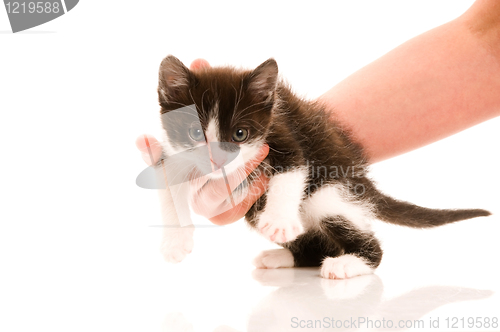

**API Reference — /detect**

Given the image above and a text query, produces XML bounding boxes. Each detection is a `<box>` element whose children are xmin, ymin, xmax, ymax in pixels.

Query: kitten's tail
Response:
<box><xmin>373</xmin><ymin>193</ymin><xmax>491</xmax><ymax>228</ymax></box>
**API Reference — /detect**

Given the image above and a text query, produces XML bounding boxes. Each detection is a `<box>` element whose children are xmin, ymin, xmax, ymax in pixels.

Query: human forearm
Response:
<box><xmin>319</xmin><ymin>0</ymin><xmax>500</xmax><ymax>163</ymax></box>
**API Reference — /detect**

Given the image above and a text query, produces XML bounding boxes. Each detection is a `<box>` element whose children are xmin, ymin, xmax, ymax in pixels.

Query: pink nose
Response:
<box><xmin>210</xmin><ymin>156</ymin><xmax>227</xmax><ymax>169</ymax></box>
<box><xmin>208</xmin><ymin>143</ymin><xmax>228</xmax><ymax>170</ymax></box>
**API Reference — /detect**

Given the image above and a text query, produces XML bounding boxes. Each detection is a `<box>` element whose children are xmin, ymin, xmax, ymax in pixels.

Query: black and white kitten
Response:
<box><xmin>156</xmin><ymin>55</ymin><xmax>490</xmax><ymax>279</ymax></box>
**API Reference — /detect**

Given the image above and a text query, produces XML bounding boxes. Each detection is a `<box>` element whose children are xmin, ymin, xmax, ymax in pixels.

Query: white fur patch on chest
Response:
<box><xmin>301</xmin><ymin>184</ymin><xmax>374</xmax><ymax>232</ymax></box>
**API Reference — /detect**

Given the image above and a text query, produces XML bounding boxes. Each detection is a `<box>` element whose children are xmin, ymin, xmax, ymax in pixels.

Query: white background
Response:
<box><xmin>1</xmin><ymin>1</ymin><xmax>499</xmax><ymax>331</ymax></box>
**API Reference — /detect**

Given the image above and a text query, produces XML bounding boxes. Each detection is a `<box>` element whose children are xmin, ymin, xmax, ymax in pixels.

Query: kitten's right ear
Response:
<box><xmin>158</xmin><ymin>55</ymin><xmax>194</xmax><ymax>104</ymax></box>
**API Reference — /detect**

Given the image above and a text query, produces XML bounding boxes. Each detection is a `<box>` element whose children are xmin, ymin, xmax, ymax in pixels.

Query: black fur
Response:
<box><xmin>158</xmin><ymin>55</ymin><xmax>491</xmax><ymax>272</ymax></box>
<box><xmin>283</xmin><ymin>217</ymin><xmax>383</xmax><ymax>268</ymax></box>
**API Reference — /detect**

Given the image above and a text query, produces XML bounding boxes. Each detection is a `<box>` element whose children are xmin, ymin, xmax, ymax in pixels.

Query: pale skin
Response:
<box><xmin>137</xmin><ymin>0</ymin><xmax>500</xmax><ymax>224</ymax></box>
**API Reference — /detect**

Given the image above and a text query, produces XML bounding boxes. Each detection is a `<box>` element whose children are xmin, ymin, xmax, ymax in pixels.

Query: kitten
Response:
<box><xmin>155</xmin><ymin>55</ymin><xmax>491</xmax><ymax>279</ymax></box>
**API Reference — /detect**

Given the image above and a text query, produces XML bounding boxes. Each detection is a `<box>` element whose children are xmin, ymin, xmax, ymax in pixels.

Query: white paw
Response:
<box><xmin>253</xmin><ymin>248</ymin><xmax>295</xmax><ymax>269</ymax></box>
<box><xmin>320</xmin><ymin>254</ymin><xmax>373</xmax><ymax>279</ymax></box>
<box><xmin>257</xmin><ymin>212</ymin><xmax>304</xmax><ymax>243</ymax></box>
<box><xmin>161</xmin><ymin>227</ymin><xmax>194</xmax><ymax>263</ymax></box>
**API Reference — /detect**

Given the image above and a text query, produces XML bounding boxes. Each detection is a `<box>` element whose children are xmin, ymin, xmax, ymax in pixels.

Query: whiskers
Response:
<box><xmin>159</xmin><ymin>158</ymin><xmax>197</xmax><ymax>188</ymax></box>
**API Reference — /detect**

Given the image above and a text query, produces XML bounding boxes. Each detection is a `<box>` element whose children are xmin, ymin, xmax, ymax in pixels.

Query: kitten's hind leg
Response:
<box><xmin>253</xmin><ymin>248</ymin><xmax>295</xmax><ymax>269</ymax></box>
<box><xmin>320</xmin><ymin>216</ymin><xmax>383</xmax><ymax>279</ymax></box>
<box><xmin>284</xmin><ymin>231</ymin><xmax>344</xmax><ymax>268</ymax></box>
<box><xmin>321</xmin><ymin>255</ymin><xmax>374</xmax><ymax>280</ymax></box>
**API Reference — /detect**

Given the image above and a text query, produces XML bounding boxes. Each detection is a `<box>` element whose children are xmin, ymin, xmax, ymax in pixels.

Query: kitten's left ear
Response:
<box><xmin>158</xmin><ymin>55</ymin><xmax>194</xmax><ymax>105</ymax></box>
<box><xmin>246</xmin><ymin>58</ymin><xmax>278</xmax><ymax>102</ymax></box>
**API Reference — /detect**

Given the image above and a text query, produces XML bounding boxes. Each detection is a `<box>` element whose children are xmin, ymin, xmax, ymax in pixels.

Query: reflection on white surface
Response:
<box><xmin>163</xmin><ymin>267</ymin><xmax>493</xmax><ymax>332</ymax></box>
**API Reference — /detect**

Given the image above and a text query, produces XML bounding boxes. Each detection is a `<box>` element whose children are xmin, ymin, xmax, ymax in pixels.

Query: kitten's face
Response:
<box><xmin>158</xmin><ymin>56</ymin><xmax>278</xmax><ymax>180</ymax></box>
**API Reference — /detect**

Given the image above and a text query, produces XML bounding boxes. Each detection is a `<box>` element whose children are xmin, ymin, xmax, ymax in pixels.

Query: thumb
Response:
<box><xmin>136</xmin><ymin>134</ymin><xmax>162</xmax><ymax>165</ymax></box>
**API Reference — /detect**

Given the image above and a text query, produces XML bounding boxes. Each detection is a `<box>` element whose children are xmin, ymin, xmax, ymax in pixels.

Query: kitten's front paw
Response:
<box><xmin>257</xmin><ymin>212</ymin><xmax>304</xmax><ymax>243</ymax></box>
<box><xmin>161</xmin><ymin>228</ymin><xmax>194</xmax><ymax>263</ymax></box>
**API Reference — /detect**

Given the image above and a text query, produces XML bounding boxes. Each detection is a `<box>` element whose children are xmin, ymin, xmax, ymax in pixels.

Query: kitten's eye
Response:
<box><xmin>188</xmin><ymin>126</ymin><xmax>205</xmax><ymax>142</ymax></box>
<box><xmin>232</xmin><ymin>128</ymin><xmax>249</xmax><ymax>143</ymax></box>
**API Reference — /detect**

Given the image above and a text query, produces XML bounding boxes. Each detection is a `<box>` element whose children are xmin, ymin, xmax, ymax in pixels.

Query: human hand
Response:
<box><xmin>136</xmin><ymin>59</ymin><xmax>270</xmax><ymax>225</ymax></box>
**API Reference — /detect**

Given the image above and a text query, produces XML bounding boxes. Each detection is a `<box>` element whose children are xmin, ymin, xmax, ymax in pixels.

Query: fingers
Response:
<box><xmin>191</xmin><ymin>144</ymin><xmax>270</xmax><ymax>202</ymax></box>
<box><xmin>190</xmin><ymin>58</ymin><xmax>210</xmax><ymax>70</ymax></box>
<box><xmin>189</xmin><ymin>144</ymin><xmax>270</xmax><ymax>221</ymax></box>
<box><xmin>209</xmin><ymin>171</ymin><xmax>270</xmax><ymax>225</ymax></box>
<box><xmin>136</xmin><ymin>134</ymin><xmax>162</xmax><ymax>165</ymax></box>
